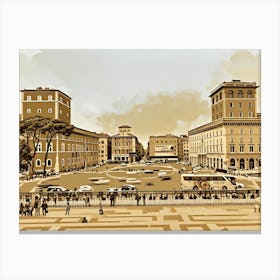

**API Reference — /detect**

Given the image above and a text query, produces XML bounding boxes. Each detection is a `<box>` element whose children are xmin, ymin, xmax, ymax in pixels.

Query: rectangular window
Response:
<box><xmin>230</xmin><ymin>102</ymin><xmax>233</xmax><ymax>108</ymax></box>
<box><xmin>26</xmin><ymin>108</ymin><xmax>31</xmax><ymax>113</ymax></box>
<box><xmin>240</xmin><ymin>145</ymin><xmax>244</xmax><ymax>152</ymax></box>
<box><xmin>230</xmin><ymin>129</ymin><xmax>234</xmax><ymax>135</ymax></box>
<box><xmin>249</xmin><ymin>129</ymin><xmax>253</xmax><ymax>134</ymax></box>
<box><xmin>239</xmin><ymin>112</ymin><xmax>243</xmax><ymax>117</ymax></box>
<box><xmin>230</xmin><ymin>145</ymin><xmax>235</xmax><ymax>153</ymax></box>
<box><xmin>46</xmin><ymin>143</ymin><xmax>53</xmax><ymax>152</ymax></box>
<box><xmin>37</xmin><ymin>108</ymin><xmax>41</xmax><ymax>113</ymax></box>
<box><xmin>249</xmin><ymin>146</ymin><xmax>254</xmax><ymax>152</ymax></box>
<box><xmin>26</xmin><ymin>96</ymin><xmax>31</xmax><ymax>101</ymax></box>
<box><xmin>240</xmin><ymin>137</ymin><xmax>243</xmax><ymax>143</ymax></box>
<box><xmin>230</xmin><ymin>112</ymin><xmax>234</xmax><ymax>117</ymax></box>
<box><xmin>249</xmin><ymin>138</ymin><xmax>253</xmax><ymax>143</ymax></box>
<box><xmin>37</xmin><ymin>95</ymin><xmax>42</xmax><ymax>101</ymax></box>
<box><xmin>259</xmin><ymin>145</ymin><xmax>261</xmax><ymax>153</ymax></box>
<box><xmin>240</xmin><ymin>129</ymin><xmax>243</xmax><ymax>135</ymax></box>
<box><xmin>230</xmin><ymin>137</ymin><xmax>234</xmax><ymax>143</ymax></box>
<box><xmin>249</xmin><ymin>103</ymin><xmax>252</xmax><ymax>108</ymax></box>
<box><xmin>48</xmin><ymin>108</ymin><xmax>52</xmax><ymax>113</ymax></box>
<box><xmin>239</xmin><ymin>102</ymin><xmax>243</xmax><ymax>108</ymax></box>
<box><xmin>48</xmin><ymin>95</ymin><xmax>53</xmax><ymax>101</ymax></box>
<box><xmin>37</xmin><ymin>143</ymin><xmax>42</xmax><ymax>152</ymax></box>
<box><xmin>248</xmin><ymin>112</ymin><xmax>253</xmax><ymax>117</ymax></box>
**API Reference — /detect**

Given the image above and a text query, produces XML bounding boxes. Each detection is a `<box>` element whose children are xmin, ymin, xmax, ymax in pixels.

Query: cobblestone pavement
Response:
<box><xmin>19</xmin><ymin>205</ymin><xmax>261</xmax><ymax>232</ymax></box>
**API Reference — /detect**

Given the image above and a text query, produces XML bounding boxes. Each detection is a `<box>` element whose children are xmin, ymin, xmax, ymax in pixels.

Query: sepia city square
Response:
<box><xmin>19</xmin><ymin>49</ymin><xmax>261</xmax><ymax>232</ymax></box>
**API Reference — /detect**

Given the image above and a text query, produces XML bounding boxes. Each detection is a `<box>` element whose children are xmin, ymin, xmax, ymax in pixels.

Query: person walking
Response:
<box><xmin>41</xmin><ymin>200</ymin><xmax>48</xmax><ymax>216</ymax></box>
<box><xmin>142</xmin><ymin>194</ymin><xmax>146</xmax><ymax>206</ymax></box>
<box><xmin>19</xmin><ymin>202</ymin><xmax>24</xmax><ymax>216</ymax></box>
<box><xmin>65</xmin><ymin>202</ymin><xmax>71</xmax><ymax>215</ymax></box>
<box><xmin>34</xmin><ymin>199</ymin><xmax>40</xmax><ymax>216</ymax></box>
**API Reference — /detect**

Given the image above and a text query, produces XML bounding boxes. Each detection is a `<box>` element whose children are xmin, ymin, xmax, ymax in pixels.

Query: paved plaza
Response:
<box><xmin>19</xmin><ymin>205</ymin><xmax>261</xmax><ymax>232</ymax></box>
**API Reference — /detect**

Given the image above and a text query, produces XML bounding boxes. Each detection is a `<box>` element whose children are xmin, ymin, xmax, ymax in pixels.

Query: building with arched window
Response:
<box><xmin>188</xmin><ymin>80</ymin><xmax>261</xmax><ymax>171</ymax></box>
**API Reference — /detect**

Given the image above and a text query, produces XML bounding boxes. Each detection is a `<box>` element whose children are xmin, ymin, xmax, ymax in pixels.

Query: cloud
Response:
<box><xmin>207</xmin><ymin>50</ymin><xmax>261</xmax><ymax>92</ymax></box>
<box><xmin>97</xmin><ymin>90</ymin><xmax>210</xmax><ymax>147</ymax></box>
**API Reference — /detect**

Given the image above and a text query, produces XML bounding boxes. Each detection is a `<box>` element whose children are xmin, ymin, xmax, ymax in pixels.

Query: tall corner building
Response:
<box><xmin>188</xmin><ymin>80</ymin><xmax>261</xmax><ymax>170</ymax></box>
<box><xmin>20</xmin><ymin>87</ymin><xmax>99</xmax><ymax>173</ymax></box>
<box><xmin>20</xmin><ymin>87</ymin><xmax>71</xmax><ymax>124</ymax></box>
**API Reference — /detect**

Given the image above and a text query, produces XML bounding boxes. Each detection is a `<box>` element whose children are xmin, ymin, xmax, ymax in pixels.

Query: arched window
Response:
<box><xmin>249</xmin><ymin>158</ymin><xmax>254</xmax><ymax>169</ymax></box>
<box><xmin>247</xmin><ymin>90</ymin><xmax>252</xmax><ymax>98</ymax></box>
<box><xmin>61</xmin><ymin>143</ymin><xmax>65</xmax><ymax>152</ymax></box>
<box><xmin>238</xmin><ymin>90</ymin><xmax>243</xmax><ymax>98</ymax></box>
<box><xmin>230</xmin><ymin>158</ymin><xmax>235</xmax><ymax>166</ymax></box>
<box><xmin>36</xmin><ymin>159</ymin><xmax>41</xmax><ymax>167</ymax></box>
<box><xmin>240</xmin><ymin>158</ymin><xmax>245</xmax><ymax>169</ymax></box>
<box><xmin>47</xmin><ymin>159</ymin><xmax>52</xmax><ymax>167</ymax></box>
<box><xmin>228</xmin><ymin>90</ymin><xmax>233</xmax><ymax>98</ymax></box>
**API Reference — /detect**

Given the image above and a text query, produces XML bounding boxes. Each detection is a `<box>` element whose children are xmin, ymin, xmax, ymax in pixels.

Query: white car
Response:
<box><xmin>77</xmin><ymin>185</ymin><xmax>93</xmax><ymax>192</ymax></box>
<box><xmin>126</xmin><ymin>178</ymin><xmax>141</xmax><ymax>184</ymax></box>
<box><xmin>94</xmin><ymin>179</ymin><xmax>110</xmax><ymax>185</ymax></box>
<box><xmin>47</xmin><ymin>186</ymin><xmax>68</xmax><ymax>192</ymax></box>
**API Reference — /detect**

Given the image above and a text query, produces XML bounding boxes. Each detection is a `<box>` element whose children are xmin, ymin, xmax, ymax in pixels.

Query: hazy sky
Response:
<box><xmin>20</xmin><ymin>49</ymin><xmax>261</xmax><ymax>147</ymax></box>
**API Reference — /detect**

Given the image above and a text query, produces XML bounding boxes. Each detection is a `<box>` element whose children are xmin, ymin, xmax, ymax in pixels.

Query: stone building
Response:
<box><xmin>111</xmin><ymin>125</ymin><xmax>144</xmax><ymax>163</ymax></box>
<box><xmin>188</xmin><ymin>80</ymin><xmax>261</xmax><ymax>170</ymax></box>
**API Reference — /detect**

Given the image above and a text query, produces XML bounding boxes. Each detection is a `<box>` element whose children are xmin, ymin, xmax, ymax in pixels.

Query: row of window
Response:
<box><xmin>228</xmin><ymin>112</ymin><xmax>254</xmax><ymax>118</ymax></box>
<box><xmin>25</xmin><ymin>95</ymin><xmax>70</xmax><ymax>105</ymax></box>
<box><xmin>212</xmin><ymin>90</ymin><xmax>253</xmax><ymax>104</ymax></box>
<box><xmin>36</xmin><ymin>156</ymin><xmax>95</xmax><ymax>167</ymax></box>
<box><xmin>229</xmin><ymin>145</ymin><xmax>261</xmax><ymax>153</ymax></box>
<box><xmin>36</xmin><ymin>143</ymin><xmax>96</xmax><ymax>152</ymax></box>
<box><xmin>26</xmin><ymin>108</ymin><xmax>68</xmax><ymax>116</ymax></box>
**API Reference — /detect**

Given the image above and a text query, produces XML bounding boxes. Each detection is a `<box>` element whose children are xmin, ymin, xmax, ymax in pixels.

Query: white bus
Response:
<box><xmin>180</xmin><ymin>174</ymin><xmax>240</xmax><ymax>190</ymax></box>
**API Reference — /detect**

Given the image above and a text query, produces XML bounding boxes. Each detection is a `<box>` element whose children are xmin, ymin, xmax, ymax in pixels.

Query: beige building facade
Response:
<box><xmin>188</xmin><ymin>80</ymin><xmax>261</xmax><ymax>171</ymax></box>
<box><xmin>20</xmin><ymin>87</ymin><xmax>100</xmax><ymax>174</ymax></box>
<box><xmin>97</xmin><ymin>134</ymin><xmax>111</xmax><ymax>164</ymax></box>
<box><xmin>111</xmin><ymin>125</ymin><xmax>144</xmax><ymax>163</ymax></box>
<box><xmin>178</xmin><ymin>135</ymin><xmax>189</xmax><ymax>162</ymax></box>
<box><xmin>148</xmin><ymin>134</ymin><xmax>179</xmax><ymax>162</ymax></box>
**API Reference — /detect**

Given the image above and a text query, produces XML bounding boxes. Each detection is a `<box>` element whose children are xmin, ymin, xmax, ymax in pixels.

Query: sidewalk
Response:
<box><xmin>19</xmin><ymin>205</ymin><xmax>261</xmax><ymax>232</ymax></box>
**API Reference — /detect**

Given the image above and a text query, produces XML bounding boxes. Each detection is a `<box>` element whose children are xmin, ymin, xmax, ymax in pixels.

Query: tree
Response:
<box><xmin>20</xmin><ymin>116</ymin><xmax>49</xmax><ymax>176</ymax></box>
<box><xmin>19</xmin><ymin>139</ymin><xmax>32</xmax><ymax>172</ymax></box>
<box><xmin>41</xmin><ymin>119</ymin><xmax>74</xmax><ymax>176</ymax></box>
<box><xmin>20</xmin><ymin>116</ymin><xmax>75</xmax><ymax>177</ymax></box>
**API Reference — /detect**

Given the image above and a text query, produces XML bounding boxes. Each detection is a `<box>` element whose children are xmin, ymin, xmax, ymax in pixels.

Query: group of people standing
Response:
<box><xmin>19</xmin><ymin>196</ymin><xmax>48</xmax><ymax>216</ymax></box>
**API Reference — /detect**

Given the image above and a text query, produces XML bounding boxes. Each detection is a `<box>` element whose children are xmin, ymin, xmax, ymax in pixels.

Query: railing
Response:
<box><xmin>19</xmin><ymin>189</ymin><xmax>260</xmax><ymax>207</ymax></box>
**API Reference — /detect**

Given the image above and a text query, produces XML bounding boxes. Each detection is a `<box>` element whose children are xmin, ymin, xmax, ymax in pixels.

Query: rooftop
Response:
<box><xmin>20</xmin><ymin>87</ymin><xmax>72</xmax><ymax>100</ymax></box>
<box><xmin>209</xmin><ymin>80</ymin><xmax>258</xmax><ymax>97</ymax></box>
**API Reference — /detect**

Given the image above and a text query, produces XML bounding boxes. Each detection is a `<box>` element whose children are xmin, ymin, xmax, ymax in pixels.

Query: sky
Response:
<box><xmin>19</xmin><ymin>49</ymin><xmax>261</xmax><ymax>148</ymax></box>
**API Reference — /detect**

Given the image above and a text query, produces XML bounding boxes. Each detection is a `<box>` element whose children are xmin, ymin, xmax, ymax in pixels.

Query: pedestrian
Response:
<box><xmin>136</xmin><ymin>194</ymin><xmax>140</xmax><ymax>206</ymax></box>
<box><xmin>41</xmin><ymin>200</ymin><xmax>48</xmax><ymax>216</ymax></box>
<box><xmin>142</xmin><ymin>194</ymin><xmax>146</xmax><ymax>206</ymax></box>
<box><xmin>19</xmin><ymin>202</ymin><xmax>24</xmax><ymax>215</ymax></box>
<box><xmin>110</xmin><ymin>194</ymin><xmax>114</xmax><ymax>206</ymax></box>
<box><xmin>34</xmin><ymin>199</ymin><xmax>40</xmax><ymax>216</ymax></box>
<box><xmin>65</xmin><ymin>202</ymin><xmax>71</xmax><ymax>215</ymax></box>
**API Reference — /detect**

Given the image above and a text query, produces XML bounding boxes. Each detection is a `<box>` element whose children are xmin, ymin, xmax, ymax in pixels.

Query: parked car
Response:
<box><xmin>47</xmin><ymin>186</ymin><xmax>69</xmax><ymax>192</ymax></box>
<box><xmin>94</xmin><ymin>179</ymin><xmax>110</xmax><ymax>185</ymax></box>
<box><xmin>77</xmin><ymin>185</ymin><xmax>93</xmax><ymax>192</ymax></box>
<box><xmin>126</xmin><ymin>178</ymin><xmax>141</xmax><ymax>184</ymax></box>
<box><xmin>119</xmin><ymin>184</ymin><xmax>137</xmax><ymax>192</ymax></box>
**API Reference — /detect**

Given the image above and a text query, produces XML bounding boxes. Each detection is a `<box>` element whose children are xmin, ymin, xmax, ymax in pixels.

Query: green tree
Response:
<box><xmin>41</xmin><ymin>119</ymin><xmax>74</xmax><ymax>177</ymax></box>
